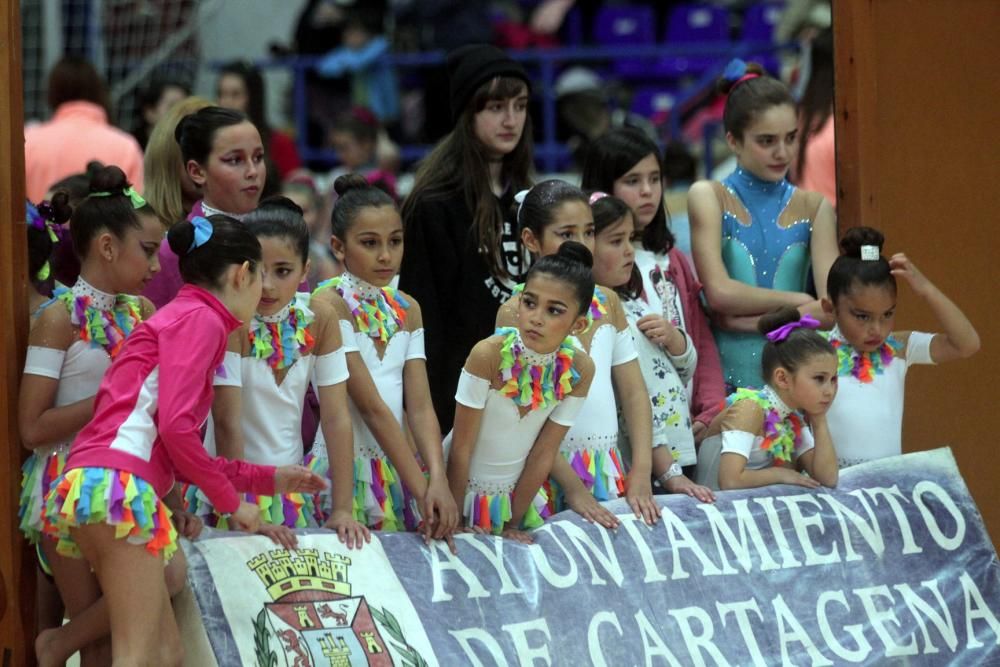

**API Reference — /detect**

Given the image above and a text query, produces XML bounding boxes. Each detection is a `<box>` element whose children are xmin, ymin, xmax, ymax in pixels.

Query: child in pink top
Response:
<box><xmin>43</xmin><ymin>214</ymin><xmax>325</xmax><ymax>666</ymax></box>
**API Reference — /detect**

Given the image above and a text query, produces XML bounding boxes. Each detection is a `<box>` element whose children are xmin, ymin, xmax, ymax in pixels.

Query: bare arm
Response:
<box><xmin>688</xmin><ymin>180</ymin><xmax>813</xmax><ymax>315</ymax></box>
<box><xmin>796</xmin><ymin>415</ymin><xmax>838</xmax><ymax>488</ymax></box>
<box><xmin>718</xmin><ymin>452</ymin><xmax>820</xmax><ymax>490</ymax></box>
<box><xmin>346</xmin><ymin>351</ymin><xmax>428</xmax><ymax>499</ymax></box>
<box><xmin>508</xmin><ymin>420</ymin><xmax>571</xmax><ymax>527</ymax></box>
<box><xmin>446</xmin><ymin>403</ymin><xmax>483</xmax><ymax>518</ymax></box>
<box><xmin>891</xmin><ymin>254</ymin><xmax>980</xmax><ymax>363</ymax></box>
<box><xmin>18</xmin><ymin>306</ymin><xmax>93</xmax><ymax>449</ymax></box>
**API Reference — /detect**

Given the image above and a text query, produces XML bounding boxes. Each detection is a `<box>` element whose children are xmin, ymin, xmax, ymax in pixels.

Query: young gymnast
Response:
<box><xmin>497</xmin><ymin>180</ymin><xmax>661</xmax><ymax>527</ymax></box>
<box><xmin>42</xmin><ymin>214</ymin><xmax>325</xmax><ymax>665</ymax></box>
<box><xmin>822</xmin><ymin>227</ymin><xmax>979</xmax><ymax>466</ymax></box>
<box><xmin>187</xmin><ymin>196</ymin><xmax>367</xmax><ymax>549</ymax></box>
<box><xmin>143</xmin><ymin>105</ymin><xmax>266</xmax><ymax>307</ymax></box>
<box><xmin>700</xmin><ymin>307</ymin><xmax>840</xmax><ymax>490</ymax></box>
<box><xmin>19</xmin><ymin>168</ymin><xmax>161</xmax><ymax>666</ymax></box>
<box><xmin>448</xmin><ymin>242</ymin><xmax>596</xmax><ymax>540</ymax></box>
<box><xmin>688</xmin><ymin>59</ymin><xmax>838</xmax><ymax>390</ymax></box>
<box><xmin>311</xmin><ymin>175</ymin><xmax>459</xmax><ymax>542</ymax></box>
<box><xmin>581</xmin><ymin>127</ymin><xmax>726</xmax><ymax>454</ymax></box>
<box><xmin>588</xmin><ymin>193</ymin><xmax>715</xmax><ymax>503</ymax></box>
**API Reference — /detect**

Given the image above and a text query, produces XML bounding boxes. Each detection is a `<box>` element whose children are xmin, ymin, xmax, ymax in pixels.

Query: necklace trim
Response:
<box><xmin>825</xmin><ymin>328</ymin><xmax>902</xmax><ymax>383</ymax></box>
<box><xmin>53</xmin><ymin>278</ymin><xmax>143</xmax><ymax>358</ymax></box>
<box><xmin>248</xmin><ymin>292</ymin><xmax>315</xmax><ymax>370</ymax></box>
<box><xmin>727</xmin><ymin>386</ymin><xmax>804</xmax><ymax>465</ymax></box>
<box><xmin>496</xmin><ymin>327</ymin><xmax>579</xmax><ymax>411</ymax></box>
<box><xmin>314</xmin><ymin>272</ymin><xmax>408</xmax><ymax>343</ymax></box>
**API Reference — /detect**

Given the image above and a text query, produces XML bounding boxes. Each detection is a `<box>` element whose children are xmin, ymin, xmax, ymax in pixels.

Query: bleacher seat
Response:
<box><xmin>655</xmin><ymin>3</ymin><xmax>732</xmax><ymax>78</ymax></box>
<box><xmin>593</xmin><ymin>6</ymin><xmax>657</xmax><ymax>78</ymax></box>
<box><xmin>631</xmin><ymin>87</ymin><xmax>678</xmax><ymax>127</ymax></box>
<box><xmin>742</xmin><ymin>1</ymin><xmax>785</xmax><ymax>42</ymax></box>
<box><xmin>742</xmin><ymin>1</ymin><xmax>786</xmax><ymax>76</ymax></box>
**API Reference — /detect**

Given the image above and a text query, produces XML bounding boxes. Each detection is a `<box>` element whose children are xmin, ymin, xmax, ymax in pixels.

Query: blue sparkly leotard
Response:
<box><xmin>710</xmin><ymin>167</ymin><xmax>825</xmax><ymax>388</ymax></box>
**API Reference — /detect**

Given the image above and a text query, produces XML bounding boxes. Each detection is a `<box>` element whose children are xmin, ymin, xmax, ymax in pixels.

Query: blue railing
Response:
<box><xmin>245</xmin><ymin>41</ymin><xmax>789</xmax><ymax>173</ymax></box>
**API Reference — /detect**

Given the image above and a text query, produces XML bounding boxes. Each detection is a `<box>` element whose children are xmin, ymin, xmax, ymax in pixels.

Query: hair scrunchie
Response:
<box><xmin>88</xmin><ymin>186</ymin><xmax>147</xmax><ymax>209</ymax></box>
<box><xmin>766</xmin><ymin>314</ymin><xmax>821</xmax><ymax>343</ymax></box>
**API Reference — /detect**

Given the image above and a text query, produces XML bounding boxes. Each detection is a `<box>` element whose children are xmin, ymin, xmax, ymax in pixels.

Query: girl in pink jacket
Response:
<box><xmin>43</xmin><ymin>214</ymin><xmax>325</xmax><ymax>666</ymax></box>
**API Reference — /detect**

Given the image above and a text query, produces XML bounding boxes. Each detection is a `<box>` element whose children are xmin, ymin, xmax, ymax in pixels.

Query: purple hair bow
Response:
<box><xmin>766</xmin><ymin>314</ymin><xmax>821</xmax><ymax>342</ymax></box>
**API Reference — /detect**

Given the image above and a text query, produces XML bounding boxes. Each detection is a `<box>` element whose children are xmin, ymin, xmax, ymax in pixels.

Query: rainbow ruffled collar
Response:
<box><xmin>315</xmin><ymin>272</ymin><xmax>408</xmax><ymax>344</ymax></box>
<box><xmin>53</xmin><ymin>277</ymin><xmax>142</xmax><ymax>358</ymax></box>
<box><xmin>496</xmin><ymin>326</ymin><xmax>579</xmax><ymax>411</ymax></box>
<box><xmin>513</xmin><ymin>284</ymin><xmax>607</xmax><ymax>330</ymax></box>
<box><xmin>825</xmin><ymin>327</ymin><xmax>902</xmax><ymax>383</ymax></box>
<box><xmin>727</xmin><ymin>385</ymin><xmax>804</xmax><ymax>465</ymax></box>
<box><xmin>248</xmin><ymin>292</ymin><xmax>315</xmax><ymax>370</ymax></box>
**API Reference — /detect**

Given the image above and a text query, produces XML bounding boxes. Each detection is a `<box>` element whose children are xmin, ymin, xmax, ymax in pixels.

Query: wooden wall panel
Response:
<box><xmin>1</xmin><ymin>2</ymin><xmax>32</xmax><ymax>666</ymax></box>
<box><xmin>834</xmin><ymin>0</ymin><xmax>1000</xmax><ymax>544</ymax></box>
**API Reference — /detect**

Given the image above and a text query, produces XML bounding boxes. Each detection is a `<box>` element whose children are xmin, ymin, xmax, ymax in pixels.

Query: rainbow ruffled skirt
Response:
<box><xmin>18</xmin><ymin>448</ymin><xmax>68</xmax><ymax>544</ymax></box>
<box><xmin>463</xmin><ymin>486</ymin><xmax>550</xmax><ymax>536</ymax></box>
<box><xmin>45</xmin><ymin>467</ymin><xmax>178</xmax><ymax>562</ymax></box>
<box><xmin>546</xmin><ymin>446</ymin><xmax>626</xmax><ymax>513</ymax></box>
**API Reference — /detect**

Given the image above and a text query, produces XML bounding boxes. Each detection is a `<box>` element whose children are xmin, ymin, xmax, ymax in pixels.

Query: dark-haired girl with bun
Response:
<box><xmin>19</xmin><ymin>167</ymin><xmax>161</xmax><ymax>667</ymax></box>
<box><xmin>581</xmin><ymin>127</ymin><xmax>726</xmax><ymax>454</ymax></box>
<box><xmin>311</xmin><ymin>175</ymin><xmax>459</xmax><ymax>546</ymax></box>
<box><xmin>183</xmin><ymin>196</ymin><xmax>365</xmax><ymax>550</ymax></box>
<box><xmin>400</xmin><ymin>44</ymin><xmax>534</xmax><ymax>433</ymax></box>
<box><xmin>689</xmin><ymin>59</ymin><xmax>838</xmax><ymax>391</ymax></box>
<box><xmin>41</xmin><ymin>212</ymin><xmax>326</xmax><ymax>666</ymax></box>
<box><xmin>822</xmin><ymin>227</ymin><xmax>979</xmax><ymax>467</ymax></box>
<box><xmin>700</xmin><ymin>307</ymin><xmax>840</xmax><ymax>491</ymax></box>
<box><xmin>496</xmin><ymin>180</ymin><xmax>661</xmax><ymax>528</ymax></box>
<box><xmin>143</xmin><ymin>105</ymin><xmax>267</xmax><ymax>308</ymax></box>
<box><xmin>448</xmin><ymin>241</ymin><xmax>595</xmax><ymax>541</ymax></box>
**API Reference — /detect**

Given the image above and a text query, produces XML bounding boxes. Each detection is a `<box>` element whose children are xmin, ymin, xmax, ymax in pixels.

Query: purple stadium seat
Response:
<box><xmin>593</xmin><ymin>6</ymin><xmax>656</xmax><ymax>46</ymax></box>
<box><xmin>666</xmin><ymin>3</ymin><xmax>730</xmax><ymax>42</ymax></box>
<box><xmin>742</xmin><ymin>1</ymin><xmax>785</xmax><ymax>43</ymax></box>
<box><xmin>593</xmin><ymin>6</ymin><xmax>657</xmax><ymax>78</ymax></box>
<box><xmin>655</xmin><ymin>3</ymin><xmax>732</xmax><ymax>78</ymax></box>
<box><xmin>631</xmin><ymin>87</ymin><xmax>679</xmax><ymax>126</ymax></box>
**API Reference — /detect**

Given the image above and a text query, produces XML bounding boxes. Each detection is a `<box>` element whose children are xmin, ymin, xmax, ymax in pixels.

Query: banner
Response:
<box><xmin>183</xmin><ymin>448</ymin><xmax>1000</xmax><ymax>666</ymax></box>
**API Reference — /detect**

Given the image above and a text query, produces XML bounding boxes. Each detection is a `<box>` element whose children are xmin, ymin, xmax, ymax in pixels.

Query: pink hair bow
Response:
<box><xmin>766</xmin><ymin>314</ymin><xmax>821</xmax><ymax>342</ymax></box>
<box><xmin>589</xmin><ymin>191</ymin><xmax>609</xmax><ymax>205</ymax></box>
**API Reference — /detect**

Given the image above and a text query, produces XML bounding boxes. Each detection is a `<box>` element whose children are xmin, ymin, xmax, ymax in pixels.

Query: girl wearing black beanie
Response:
<box><xmin>399</xmin><ymin>44</ymin><xmax>534</xmax><ymax>431</ymax></box>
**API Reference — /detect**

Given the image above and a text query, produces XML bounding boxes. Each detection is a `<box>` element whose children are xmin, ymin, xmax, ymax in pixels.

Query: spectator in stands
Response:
<box><xmin>282</xmin><ymin>172</ymin><xmax>339</xmax><ymax>286</ymax></box>
<box><xmin>315</xmin><ymin>8</ymin><xmax>399</xmax><ymax>126</ymax></box>
<box><xmin>217</xmin><ymin>61</ymin><xmax>301</xmax><ymax>191</ymax></box>
<box><xmin>130</xmin><ymin>74</ymin><xmax>190</xmax><ymax>150</ymax></box>
<box><xmin>25</xmin><ymin>56</ymin><xmax>144</xmax><ymax>202</ymax></box>
<box><xmin>329</xmin><ymin>107</ymin><xmax>400</xmax><ymax>176</ymax></box>
<box><xmin>791</xmin><ymin>28</ymin><xmax>835</xmax><ymax>208</ymax></box>
<box><xmin>399</xmin><ymin>44</ymin><xmax>534</xmax><ymax>431</ymax></box>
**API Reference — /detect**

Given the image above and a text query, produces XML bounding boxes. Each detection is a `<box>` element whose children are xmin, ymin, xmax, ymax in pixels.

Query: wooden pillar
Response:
<box><xmin>1</xmin><ymin>2</ymin><xmax>32</xmax><ymax>666</ymax></box>
<box><xmin>834</xmin><ymin>1</ymin><xmax>1000</xmax><ymax>544</ymax></box>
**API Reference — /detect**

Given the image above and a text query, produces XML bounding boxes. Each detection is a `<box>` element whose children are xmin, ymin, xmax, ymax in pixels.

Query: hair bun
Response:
<box><xmin>839</xmin><ymin>226</ymin><xmax>885</xmax><ymax>259</ymax></box>
<box><xmin>555</xmin><ymin>240</ymin><xmax>593</xmax><ymax>269</ymax></box>
<box><xmin>256</xmin><ymin>194</ymin><xmax>304</xmax><ymax>217</ymax></box>
<box><xmin>757</xmin><ymin>306</ymin><xmax>803</xmax><ymax>337</ymax></box>
<box><xmin>717</xmin><ymin>60</ymin><xmax>766</xmax><ymax>95</ymax></box>
<box><xmin>88</xmin><ymin>165</ymin><xmax>129</xmax><ymax>194</ymax></box>
<box><xmin>47</xmin><ymin>191</ymin><xmax>74</xmax><ymax>224</ymax></box>
<box><xmin>333</xmin><ymin>173</ymin><xmax>371</xmax><ymax>197</ymax></box>
<box><xmin>167</xmin><ymin>219</ymin><xmax>196</xmax><ymax>256</ymax></box>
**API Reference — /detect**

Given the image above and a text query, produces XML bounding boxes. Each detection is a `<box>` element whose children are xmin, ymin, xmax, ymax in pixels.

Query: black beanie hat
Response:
<box><xmin>447</xmin><ymin>44</ymin><xmax>530</xmax><ymax>121</ymax></box>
